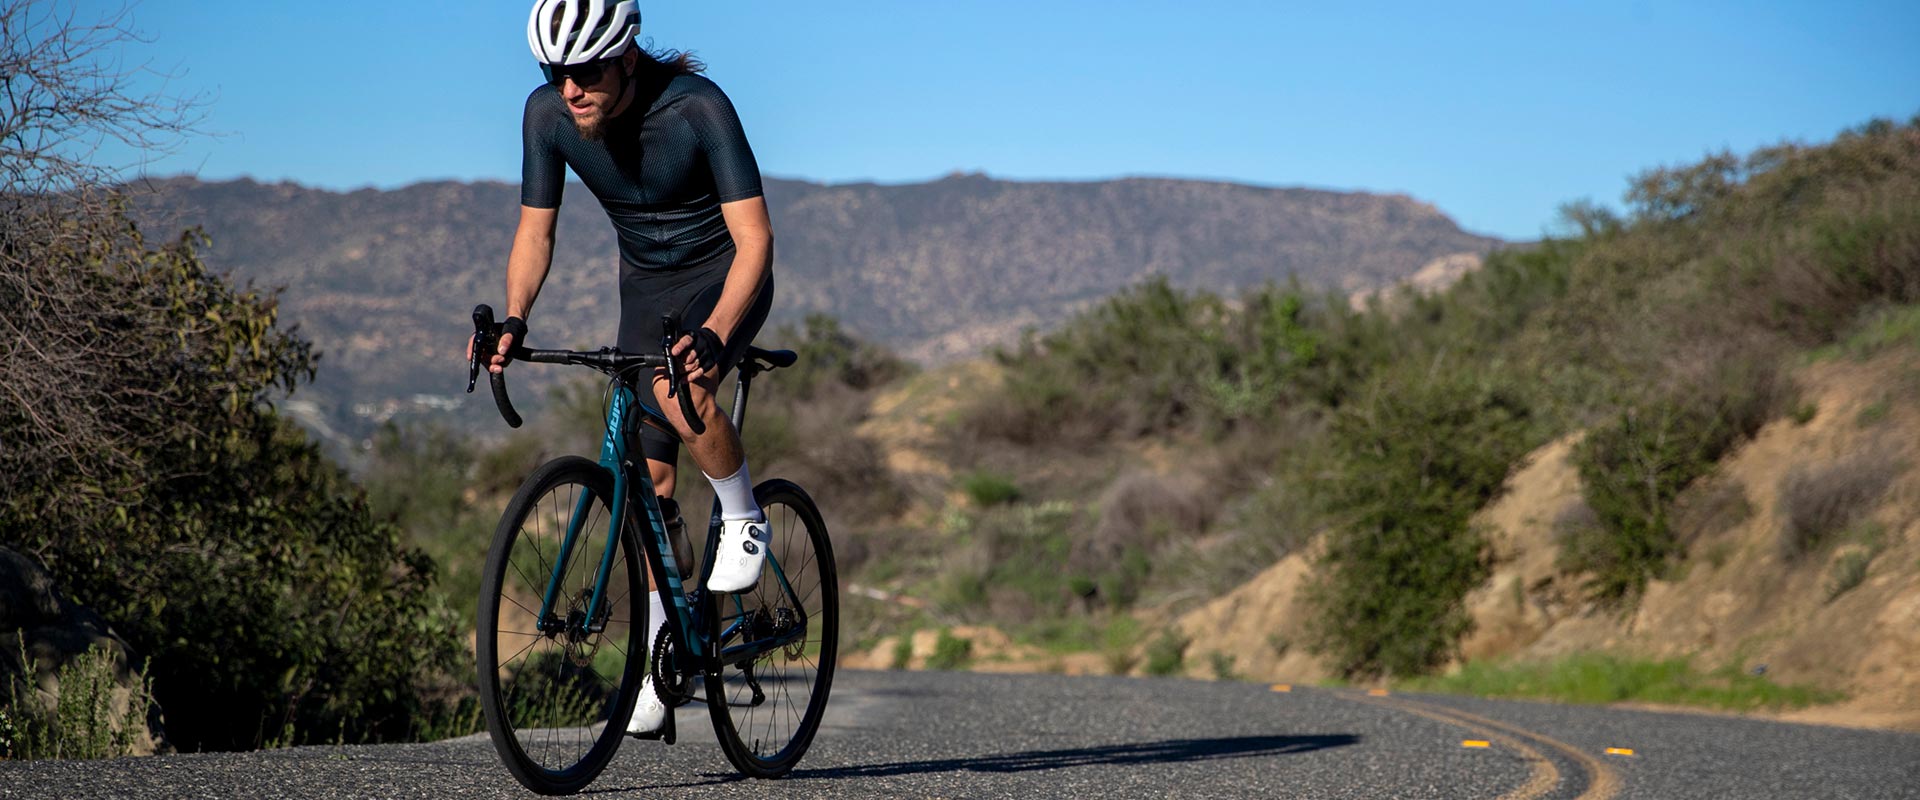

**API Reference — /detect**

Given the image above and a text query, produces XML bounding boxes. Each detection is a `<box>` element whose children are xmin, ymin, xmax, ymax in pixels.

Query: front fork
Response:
<box><xmin>533</xmin><ymin>384</ymin><xmax>702</xmax><ymax>659</ymax></box>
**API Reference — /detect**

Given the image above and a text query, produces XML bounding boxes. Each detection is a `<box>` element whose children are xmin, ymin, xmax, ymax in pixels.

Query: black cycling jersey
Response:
<box><xmin>520</xmin><ymin>65</ymin><xmax>772</xmax><ymax>465</ymax></box>
<box><xmin>520</xmin><ymin>70</ymin><xmax>764</xmax><ymax>274</ymax></box>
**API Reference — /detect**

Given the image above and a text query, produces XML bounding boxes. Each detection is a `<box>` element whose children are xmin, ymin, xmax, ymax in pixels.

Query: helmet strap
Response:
<box><xmin>608</xmin><ymin>53</ymin><xmax>639</xmax><ymax>119</ymax></box>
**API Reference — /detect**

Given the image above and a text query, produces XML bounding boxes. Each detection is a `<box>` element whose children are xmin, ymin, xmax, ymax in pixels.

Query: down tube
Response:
<box><xmin>587</xmin><ymin>385</ymin><xmax>702</xmax><ymax>656</ymax></box>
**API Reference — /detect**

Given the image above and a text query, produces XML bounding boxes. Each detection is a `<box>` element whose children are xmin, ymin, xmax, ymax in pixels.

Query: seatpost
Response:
<box><xmin>729</xmin><ymin>369</ymin><xmax>753</xmax><ymax>432</ymax></box>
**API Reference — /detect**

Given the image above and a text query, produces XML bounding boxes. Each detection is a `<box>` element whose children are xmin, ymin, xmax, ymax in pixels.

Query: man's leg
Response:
<box><xmin>648</xmin><ymin>458</ymin><xmax>675</xmax><ymax>498</ymax></box>
<box><xmin>650</xmin><ymin>372</ymin><xmax>758</xmax><ymax>516</ymax></box>
<box><xmin>651</xmin><ymin>371</ymin><xmax>766</xmax><ymax>592</ymax></box>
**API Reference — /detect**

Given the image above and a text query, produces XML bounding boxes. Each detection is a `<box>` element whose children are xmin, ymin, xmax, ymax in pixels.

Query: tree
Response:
<box><xmin>1</xmin><ymin>0</ymin><xmax>465</xmax><ymax>750</ymax></box>
<box><xmin>2</xmin><ymin>0</ymin><xmax>208</xmax><ymax>497</ymax></box>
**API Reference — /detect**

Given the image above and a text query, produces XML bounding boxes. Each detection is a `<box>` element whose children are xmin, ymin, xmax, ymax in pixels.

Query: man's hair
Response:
<box><xmin>638</xmin><ymin>46</ymin><xmax>704</xmax><ymax>76</ymax></box>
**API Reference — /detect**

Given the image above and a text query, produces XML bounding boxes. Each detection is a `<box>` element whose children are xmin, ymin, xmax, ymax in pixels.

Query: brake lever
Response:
<box><xmin>468</xmin><ymin>304</ymin><xmax>496</xmax><ymax>394</ymax></box>
<box><xmin>660</xmin><ymin>314</ymin><xmax>707</xmax><ymax>436</ymax></box>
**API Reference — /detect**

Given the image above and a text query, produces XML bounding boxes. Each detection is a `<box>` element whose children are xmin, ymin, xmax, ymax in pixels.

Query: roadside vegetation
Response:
<box><xmin>1398</xmin><ymin>654</ymin><xmax>1843</xmax><ymax>711</ymax></box>
<box><xmin>918</xmin><ymin>115</ymin><xmax>1920</xmax><ymax>680</ymax></box>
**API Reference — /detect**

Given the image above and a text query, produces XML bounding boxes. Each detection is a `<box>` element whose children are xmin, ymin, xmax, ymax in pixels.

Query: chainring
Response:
<box><xmin>650</xmin><ymin>624</ymin><xmax>693</xmax><ymax>706</ymax></box>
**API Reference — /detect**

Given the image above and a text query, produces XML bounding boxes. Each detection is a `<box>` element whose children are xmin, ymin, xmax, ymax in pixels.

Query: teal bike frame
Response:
<box><xmin>534</xmin><ymin>384</ymin><xmax>705</xmax><ymax>655</ymax></box>
<box><xmin>530</xmin><ymin>370</ymin><xmax>810</xmax><ymax>673</ymax></box>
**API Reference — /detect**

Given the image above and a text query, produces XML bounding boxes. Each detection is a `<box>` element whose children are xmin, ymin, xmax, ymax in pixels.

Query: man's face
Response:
<box><xmin>555</xmin><ymin>56</ymin><xmax>627</xmax><ymax>141</ymax></box>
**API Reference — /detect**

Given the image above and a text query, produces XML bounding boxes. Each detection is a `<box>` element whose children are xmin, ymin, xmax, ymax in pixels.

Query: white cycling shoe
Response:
<box><xmin>705</xmin><ymin>518</ymin><xmax>770</xmax><ymax>593</ymax></box>
<box><xmin>624</xmin><ymin>676</ymin><xmax>665</xmax><ymax>735</ymax></box>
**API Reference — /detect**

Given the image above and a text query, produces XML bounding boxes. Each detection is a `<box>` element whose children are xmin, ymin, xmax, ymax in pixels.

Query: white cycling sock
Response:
<box><xmin>646</xmin><ymin>591</ymin><xmax>666</xmax><ymax>656</ymax></box>
<box><xmin>705</xmin><ymin>462</ymin><xmax>764</xmax><ymax>522</ymax></box>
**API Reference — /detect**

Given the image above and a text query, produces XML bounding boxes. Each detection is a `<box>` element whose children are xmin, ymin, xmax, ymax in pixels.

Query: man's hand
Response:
<box><xmin>490</xmin><ymin>316</ymin><xmax>528</xmax><ymax>375</ymax></box>
<box><xmin>670</xmin><ymin>327</ymin><xmax>724</xmax><ymax>383</ymax></box>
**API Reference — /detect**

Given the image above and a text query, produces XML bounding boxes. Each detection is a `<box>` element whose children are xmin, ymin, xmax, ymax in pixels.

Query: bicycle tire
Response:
<box><xmin>704</xmin><ymin>479</ymin><xmax>838</xmax><ymax>778</ymax></box>
<box><xmin>477</xmin><ymin>456</ymin><xmax>646</xmax><ymax>795</ymax></box>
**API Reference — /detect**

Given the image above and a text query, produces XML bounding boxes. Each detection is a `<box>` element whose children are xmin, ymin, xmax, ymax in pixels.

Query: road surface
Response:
<box><xmin>3</xmin><ymin>669</ymin><xmax>1916</xmax><ymax>798</ymax></box>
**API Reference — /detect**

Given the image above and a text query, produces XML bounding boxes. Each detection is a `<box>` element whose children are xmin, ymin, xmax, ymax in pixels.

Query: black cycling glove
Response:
<box><xmin>501</xmin><ymin>316</ymin><xmax>528</xmax><ymax>346</ymax></box>
<box><xmin>686</xmin><ymin>327</ymin><xmax>723</xmax><ymax>371</ymax></box>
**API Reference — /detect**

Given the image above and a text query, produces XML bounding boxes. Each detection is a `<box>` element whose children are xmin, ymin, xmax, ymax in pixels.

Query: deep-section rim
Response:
<box><xmin>477</xmin><ymin>456</ymin><xmax>644</xmax><ymax>795</ymax></box>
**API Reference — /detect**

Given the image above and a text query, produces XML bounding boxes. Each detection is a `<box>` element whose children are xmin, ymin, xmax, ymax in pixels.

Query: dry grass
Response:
<box><xmin>1777</xmin><ymin>448</ymin><xmax>1903</xmax><ymax>560</ymax></box>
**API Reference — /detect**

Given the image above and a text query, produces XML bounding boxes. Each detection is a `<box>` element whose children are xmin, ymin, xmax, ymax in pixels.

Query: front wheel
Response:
<box><xmin>706</xmin><ymin>479</ymin><xmax>838</xmax><ymax>778</ymax></box>
<box><xmin>477</xmin><ymin>456</ymin><xmax>645</xmax><ymax>796</ymax></box>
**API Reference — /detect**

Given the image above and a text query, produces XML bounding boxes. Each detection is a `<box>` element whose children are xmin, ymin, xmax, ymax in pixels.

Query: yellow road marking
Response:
<box><xmin>1463</xmin><ymin>740</ymin><xmax>1492</xmax><ymax>748</ymax></box>
<box><xmin>1270</xmin><ymin>684</ymin><xmax>1292</xmax><ymax>692</ymax></box>
<box><xmin>1345</xmin><ymin>693</ymin><xmax>1558</xmax><ymax>800</ymax></box>
<box><xmin>1605</xmin><ymin>748</ymin><xmax>1635</xmax><ymax>757</ymax></box>
<box><xmin>1382</xmin><ymin>694</ymin><xmax>1624</xmax><ymax>800</ymax></box>
<box><xmin>1367</xmin><ymin>688</ymin><xmax>1390</xmax><ymax>696</ymax></box>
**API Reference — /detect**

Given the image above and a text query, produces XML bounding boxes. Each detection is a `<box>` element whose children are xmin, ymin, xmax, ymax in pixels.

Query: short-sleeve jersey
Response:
<box><xmin>520</xmin><ymin>72</ymin><xmax>763</xmax><ymax>273</ymax></box>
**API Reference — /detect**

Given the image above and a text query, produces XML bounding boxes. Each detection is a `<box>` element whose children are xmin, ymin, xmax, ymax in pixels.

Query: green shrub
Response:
<box><xmin>1208</xmin><ymin>652</ymin><xmax>1240</xmax><ymax>681</ymax></box>
<box><xmin>960</xmin><ymin>470</ymin><xmax>1022</xmax><ymax>507</ymax></box>
<box><xmin>1566</xmin><ymin>361</ymin><xmax>1780</xmax><ymax>601</ymax></box>
<box><xmin>1855</xmin><ymin>400</ymin><xmax>1891</xmax><ymax>427</ymax></box>
<box><xmin>1306</xmin><ymin>367</ymin><xmax>1536</xmax><ymax>678</ymax></box>
<box><xmin>925</xmin><ymin>629</ymin><xmax>974</xmax><ymax>671</ymax></box>
<box><xmin>889</xmin><ymin>635</ymin><xmax>914</xmax><ymax>670</ymax></box>
<box><xmin>1143</xmin><ymin>633</ymin><xmax>1189</xmax><ymax>677</ymax></box>
<box><xmin>1099</xmin><ymin>617</ymin><xmax>1144</xmax><ymax>674</ymax></box>
<box><xmin>1816</xmin><ymin>304</ymin><xmax>1920</xmax><ymax>361</ymax></box>
<box><xmin>1825</xmin><ymin>550</ymin><xmax>1873</xmax><ymax>602</ymax></box>
<box><xmin>2</xmin><ymin>644</ymin><xmax>156</xmax><ymax>761</ymax></box>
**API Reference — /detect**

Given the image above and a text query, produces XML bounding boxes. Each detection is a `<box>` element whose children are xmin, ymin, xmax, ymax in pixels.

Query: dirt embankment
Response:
<box><xmin>840</xmin><ymin>346</ymin><xmax>1920</xmax><ymax>731</ymax></box>
<box><xmin>1175</xmin><ymin>350</ymin><xmax>1920</xmax><ymax>730</ymax></box>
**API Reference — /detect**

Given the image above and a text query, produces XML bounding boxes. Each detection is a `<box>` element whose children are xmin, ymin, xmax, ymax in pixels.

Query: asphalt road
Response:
<box><xmin>3</xmin><ymin>669</ymin><xmax>1916</xmax><ymax>799</ymax></box>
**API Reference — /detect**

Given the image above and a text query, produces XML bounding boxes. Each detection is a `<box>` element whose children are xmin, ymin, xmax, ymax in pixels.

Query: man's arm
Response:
<box><xmin>673</xmin><ymin>196</ymin><xmax>772</xmax><ymax>381</ymax></box>
<box><xmin>492</xmin><ymin>204</ymin><xmax>560</xmax><ymax>373</ymax></box>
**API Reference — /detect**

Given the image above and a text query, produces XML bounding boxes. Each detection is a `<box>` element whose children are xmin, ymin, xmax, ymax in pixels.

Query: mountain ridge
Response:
<box><xmin>129</xmin><ymin>173</ymin><xmax>1502</xmax><ymax>450</ymax></box>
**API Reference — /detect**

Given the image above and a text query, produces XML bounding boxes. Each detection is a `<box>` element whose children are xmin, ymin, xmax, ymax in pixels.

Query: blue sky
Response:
<box><xmin>82</xmin><ymin>0</ymin><xmax>1920</xmax><ymax>239</ymax></box>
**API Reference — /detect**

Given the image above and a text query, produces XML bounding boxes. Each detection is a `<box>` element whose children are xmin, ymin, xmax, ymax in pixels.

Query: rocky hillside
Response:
<box><xmin>129</xmin><ymin>175</ymin><xmax>1499</xmax><ymax>449</ymax></box>
<box><xmin>1169</xmin><ymin>345</ymin><xmax>1920</xmax><ymax>731</ymax></box>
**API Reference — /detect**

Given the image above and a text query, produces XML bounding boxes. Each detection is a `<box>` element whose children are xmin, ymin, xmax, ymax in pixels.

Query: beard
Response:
<box><xmin>572</xmin><ymin>68</ymin><xmax>628</xmax><ymax>142</ymax></box>
<box><xmin>574</xmin><ymin>111</ymin><xmax>607</xmax><ymax>142</ymax></box>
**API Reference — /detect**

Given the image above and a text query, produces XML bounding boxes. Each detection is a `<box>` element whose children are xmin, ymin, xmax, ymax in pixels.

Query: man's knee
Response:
<box><xmin>651</xmin><ymin>377</ymin><xmax>712</xmax><ymax>440</ymax></box>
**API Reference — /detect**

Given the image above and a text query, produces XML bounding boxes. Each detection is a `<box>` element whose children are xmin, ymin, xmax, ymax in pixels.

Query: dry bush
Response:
<box><xmin>1551</xmin><ymin>499</ymin><xmax>1617</xmax><ymax>577</ymax></box>
<box><xmin>1071</xmin><ymin>470</ymin><xmax>1212</xmax><ymax>576</ymax></box>
<box><xmin>753</xmin><ymin>379</ymin><xmax>905</xmax><ymax>525</ymax></box>
<box><xmin>1777</xmin><ymin>448</ymin><xmax>1904</xmax><ymax>559</ymax></box>
<box><xmin>1672</xmin><ymin>478</ymin><xmax>1755</xmax><ymax>548</ymax></box>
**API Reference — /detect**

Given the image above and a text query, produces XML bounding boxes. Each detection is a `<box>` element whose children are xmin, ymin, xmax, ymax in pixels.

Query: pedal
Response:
<box><xmin>624</xmin><ymin>709</ymin><xmax>677</xmax><ymax>745</ymax></box>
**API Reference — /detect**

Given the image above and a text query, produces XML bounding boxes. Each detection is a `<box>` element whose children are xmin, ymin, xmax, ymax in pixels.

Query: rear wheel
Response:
<box><xmin>705</xmin><ymin>479</ymin><xmax>838</xmax><ymax>778</ymax></box>
<box><xmin>477</xmin><ymin>456</ymin><xmax>645</xmax><ymax>795</ymax></box>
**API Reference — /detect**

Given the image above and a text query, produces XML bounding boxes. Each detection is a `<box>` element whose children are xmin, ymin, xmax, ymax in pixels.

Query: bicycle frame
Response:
<box><xmin>531</xmin><ymin>366</ymin><xmax>811</xmax><ymax>674</ymax></box>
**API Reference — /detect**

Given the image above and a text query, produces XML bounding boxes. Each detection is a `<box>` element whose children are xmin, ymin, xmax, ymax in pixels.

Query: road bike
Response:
<box><xmin>465</xmin><ymin>305</ymin><xmax>838</xmax><ymax>795</ymax></box>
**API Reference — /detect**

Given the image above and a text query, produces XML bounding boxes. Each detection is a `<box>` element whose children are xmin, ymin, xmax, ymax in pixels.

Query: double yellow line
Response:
<box><xmin>1339</xmin><ymin>691</ymin><xmax>1622</xmax><ymax>800</ymax></box>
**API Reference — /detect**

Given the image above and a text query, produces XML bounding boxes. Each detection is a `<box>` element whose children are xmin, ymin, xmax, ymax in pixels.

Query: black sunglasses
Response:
<box><xmin>541</xmin><ymin>58</ymin><xmax>616</xmax><ymax>88</ymax></box>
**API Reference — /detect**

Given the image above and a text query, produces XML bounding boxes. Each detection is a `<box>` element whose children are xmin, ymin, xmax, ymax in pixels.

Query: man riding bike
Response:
<box><xmin>481</xmin><ymin>0</ymin><xmax>775</xmax><ymax>737</ymax></box>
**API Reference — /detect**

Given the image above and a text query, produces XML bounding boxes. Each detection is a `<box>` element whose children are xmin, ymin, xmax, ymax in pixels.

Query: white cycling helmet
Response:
<box><xmin>527</xmin><ymin>0</ymin><xmax>639</xmax><ymax>66</ymax></box>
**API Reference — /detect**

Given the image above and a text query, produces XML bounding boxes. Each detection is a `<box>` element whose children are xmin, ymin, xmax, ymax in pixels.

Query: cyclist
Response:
<box><xmin>484</xmin><ymin>0</ymin><xmax>774</xmax><ymax>736</ymax></box>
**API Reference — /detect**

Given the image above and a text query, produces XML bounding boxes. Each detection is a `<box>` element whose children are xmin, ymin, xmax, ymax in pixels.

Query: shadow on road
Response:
<box><xmin>788</xmin><ymin>733</ymin><xmax>1362</xmax><ymax>779</ymax></box>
